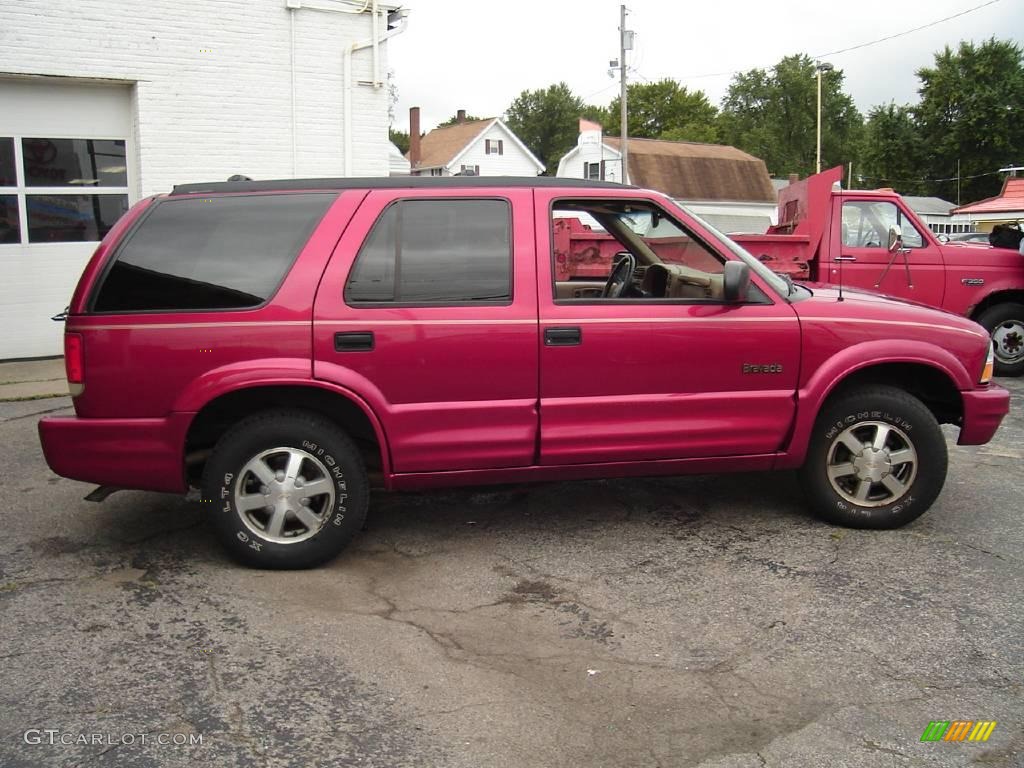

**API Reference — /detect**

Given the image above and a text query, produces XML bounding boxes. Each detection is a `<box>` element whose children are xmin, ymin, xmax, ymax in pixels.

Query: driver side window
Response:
<box><xmin>841</xmin><ymin>201</ymin><xmax>923</xmax><ymax>249</ymax></box>
<box><xmin>551</xmin><ymin>199</ymin><xmax>726</xmax><ymax>302</ymax></box>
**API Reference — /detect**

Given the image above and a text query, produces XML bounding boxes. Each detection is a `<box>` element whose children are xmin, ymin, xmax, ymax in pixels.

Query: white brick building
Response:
<box><xmin>0</xmin><ymin>0</ymin><xmax>406</xmax><ymax>359</ymax></box>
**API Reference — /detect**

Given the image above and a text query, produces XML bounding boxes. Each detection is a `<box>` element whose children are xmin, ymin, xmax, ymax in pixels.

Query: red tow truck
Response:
<box><xmin>729</xmin><ymin>167</ymin><xmax>1024</xmax><ymax>376</ymax></box>
<box><xmin>554</xmin><ymin>167</ymin><xmax>1024</xmax><ymax>375</ymax></box>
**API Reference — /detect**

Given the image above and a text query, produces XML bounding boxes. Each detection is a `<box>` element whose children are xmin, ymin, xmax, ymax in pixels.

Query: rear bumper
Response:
<box><xmin>958</xmin><ymin>385</ymin><xmax>1011</xmax><ymax>445</ymax></box>
<box><xmin>38</xmin><ymin>413</ymin><xmax>194</xmax><ymax>493</ymax></box>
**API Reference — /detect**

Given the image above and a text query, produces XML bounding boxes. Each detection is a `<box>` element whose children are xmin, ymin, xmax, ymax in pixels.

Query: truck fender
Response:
<box><xmin>172</xmin><ymin>357</ymin><xmax>393</xmax><ymax>475</ymax></box>
<box><xmin>777</xmin><ymin>340</ymin><xmax>972</xmax><ymax>469</ymax></box>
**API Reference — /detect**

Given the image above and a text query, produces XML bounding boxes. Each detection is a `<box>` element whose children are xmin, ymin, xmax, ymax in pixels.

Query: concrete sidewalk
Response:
<box><xmin>0</xmin><ymin>357</ymin><xmax>69</xmax><ymax>401</ymax></box>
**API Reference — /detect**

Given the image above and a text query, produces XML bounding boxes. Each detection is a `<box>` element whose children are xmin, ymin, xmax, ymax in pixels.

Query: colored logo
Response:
<box><xmin>920</xmin><ymin>721</ymin><xmax>997</xmax><ymax>742</ymax></box>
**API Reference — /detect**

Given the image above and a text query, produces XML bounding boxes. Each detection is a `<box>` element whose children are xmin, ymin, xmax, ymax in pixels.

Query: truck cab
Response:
<box><xmin>732</xmin><ymin>167</ymin><xmax>1024</xmax><ymax>376</ymax></box>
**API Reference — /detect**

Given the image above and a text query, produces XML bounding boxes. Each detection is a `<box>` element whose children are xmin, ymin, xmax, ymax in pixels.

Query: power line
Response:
<box><xmin>812</xmin><ymin>0</ymin><xmax>1002</xmax><ymax>58</ymax></box>
<box><xmin>580</xmin><ymin>81</ymin><xmax>618</xmax><ymax>101</ymax></box>
<box><xmin>675</xmin><ymin>0</ymin><xmax>1002</xmax><ymax>81</ymax></box>
<box><xmin>858</xmin><ymin>170</ymin><xmax>1003</xmax><ymax>185</ymax></box>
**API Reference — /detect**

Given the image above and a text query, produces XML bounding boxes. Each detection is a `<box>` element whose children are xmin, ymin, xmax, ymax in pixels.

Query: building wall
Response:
<box><xmin>917</xmin><ymin>213</ymin><xmax>978</xmax><ymax>234</ymax></box>
<box><xmin>557</xmin><ymin>137</ymin><xmax>624</xmax><ymax>183</ymax></box>
<box><xmin>0</xmin><ymin>0</ymin><xmax>398</xmax><ymax>358</ymax></box>
<box><xmin>1</xmin><ymin>0</ymin><xmax>394</xmax><ymax>197</ymax></box>
<box><xmin>451</xmin><ymin>124</ymin><xmax>542</xmax><ymax>177</ymax></box>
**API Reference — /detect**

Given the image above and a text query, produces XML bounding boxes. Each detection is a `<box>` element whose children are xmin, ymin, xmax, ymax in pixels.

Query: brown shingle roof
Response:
<box><xmin>410</xmin><ymin>118</ymin><xmax>495</xmax><ymax>170</ymax></box>
<box><xmin>603</xmin><ymin>137</ymin><xmax>775</xmax><ymax>202</ymax></box>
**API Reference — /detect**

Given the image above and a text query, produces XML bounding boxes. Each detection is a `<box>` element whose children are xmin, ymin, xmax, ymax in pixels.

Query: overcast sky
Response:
<box><xmin>388</xmin><ymin>0</ymin><xmax>1023</xmax><ymax>133</ymax></box>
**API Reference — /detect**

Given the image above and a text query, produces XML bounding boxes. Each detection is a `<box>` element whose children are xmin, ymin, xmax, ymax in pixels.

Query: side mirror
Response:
<box><xmin>887</xmin><ymin>224</ymin><xmax>903</xmax><ymax>252</ymax></box>
<box><xmin>937</xmin><ymin>233</ymin><xmax>950</xmax><ymax>244</ymax></box>
<box><xmin>723</xmin><ymin>261</ymin><xmax>751</xmax><ymax>303</ymax></box>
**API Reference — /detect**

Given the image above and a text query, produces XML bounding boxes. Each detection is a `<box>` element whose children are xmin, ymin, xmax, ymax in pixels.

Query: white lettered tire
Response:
<box><xmin>798</xmin><ymin>386</ymin><xmax>948</xmax><ymax>529</ymax></box>
<box><xmin>202</xmin><ymin>410</ymin><xmax>368</xmax><ymax>568</ymax></box>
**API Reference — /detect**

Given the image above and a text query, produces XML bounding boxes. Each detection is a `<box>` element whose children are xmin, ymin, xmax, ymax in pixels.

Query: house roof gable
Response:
<box><xmin>953</xmin><ymin>178</ymin><xmax>1024</xmax><ymax>214</ymax></box>
<box><xmin>448</xmin><ymin>118</ymin><xmax>545</xmax><ymax>172</ymax></box>
<box><xmin>411</xmin><ymin>118</ymin><xmax>544</xmax><ymax>173</ymax></box>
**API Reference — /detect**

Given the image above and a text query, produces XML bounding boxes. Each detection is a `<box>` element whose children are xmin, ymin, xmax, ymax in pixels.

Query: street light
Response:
<box><xmin>815</xmin><ymin>61</ymin><xmax>834</xmax><ymax>174</ymax></box>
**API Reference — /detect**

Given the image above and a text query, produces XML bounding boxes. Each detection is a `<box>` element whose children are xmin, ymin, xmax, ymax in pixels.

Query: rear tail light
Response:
<box><xmin>64</xmin><ymin>332</ymin><xmax>84</xmax><ymax>396</ymax></box>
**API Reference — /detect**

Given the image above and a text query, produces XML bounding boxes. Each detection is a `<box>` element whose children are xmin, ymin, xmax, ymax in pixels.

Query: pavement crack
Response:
<box><xmin>0</xmin><ymin>403</ymin><xmax>72</xmax><ymax>423</ymax></box>
<box><xmin>861</xmin><ymin>738</ymin><xmax>906</xmax><ymax>758</ymax></box>
<box><xmin>959</xmin><ymin>541</ymin><xmax>1011</xmax><ymax>561</ymax></box>
<box><xmin>423</xmin><ymin>699</ymin><xmax>511</xmax><ymax>717</ymax></box>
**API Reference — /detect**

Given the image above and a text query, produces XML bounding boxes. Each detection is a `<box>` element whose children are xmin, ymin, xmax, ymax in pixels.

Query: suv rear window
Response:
<box><xmin>92</xmin><ymin>193</ymin><xmax>335</xmax><ymax>312</ymax></box>
<box><xmin>344</xmin><ymin>199</ymin><xmax>511</xmax><ymax>304</ymax></box>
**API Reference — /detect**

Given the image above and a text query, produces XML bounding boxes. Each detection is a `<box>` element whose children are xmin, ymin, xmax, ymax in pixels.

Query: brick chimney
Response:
<box><xmin>456</xmin><ymin>109</ymin><xmax>466</xmax><ymax>124</ymax></box>
<box><xmin>409</xmin><ymin>106</ymin><xmax>421</xmax><ymax>169</ymax></box>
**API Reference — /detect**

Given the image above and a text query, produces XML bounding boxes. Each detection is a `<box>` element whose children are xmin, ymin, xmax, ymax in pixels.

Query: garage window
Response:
<box><xmin>0</xmin><ymin>136</ymin><xmax>130</xmax><ymax>245</ymax></box>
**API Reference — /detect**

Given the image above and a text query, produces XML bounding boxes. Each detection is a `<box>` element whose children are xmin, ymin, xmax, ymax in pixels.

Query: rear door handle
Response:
<box><xmin>334</xmin><ymin>331</ymin><xmax>374</xmax><ymax>352</ymax></box>
<box><xmin>544</xmin><ymin>327</ymin><xmax>582</xmax><ymax>346</ymax></box>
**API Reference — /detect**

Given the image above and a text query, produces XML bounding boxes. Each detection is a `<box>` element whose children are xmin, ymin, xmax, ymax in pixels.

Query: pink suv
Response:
<box><xmin>39</xmin><ymin>177</ymin><xmax>1010</xmax><ymax>568</ymax></box>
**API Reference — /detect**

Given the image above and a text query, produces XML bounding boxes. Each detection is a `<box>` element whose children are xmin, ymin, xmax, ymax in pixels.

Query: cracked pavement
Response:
<box><xmin>0</xmin><ymin>380</ymin><xmax>1022</xmax><ymax>767</ymax></box>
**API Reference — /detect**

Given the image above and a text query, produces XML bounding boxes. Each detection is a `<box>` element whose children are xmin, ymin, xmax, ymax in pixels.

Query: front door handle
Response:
<box><xmin>835</xmin><ymin>255</ymin><xmax>857</xmax><ymax>262</ymax></box>
<box><xmin>544</xmin><ymin>327</ymin><xmax>582</xmax><ymax>346</ymax></box>
<box><xmin>334</xmin><ymin>331</ymin><xmax>374</xmax><ymax>352</ymax></box>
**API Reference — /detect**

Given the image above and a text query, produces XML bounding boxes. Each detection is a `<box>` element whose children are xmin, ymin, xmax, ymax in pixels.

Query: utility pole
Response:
<box><xmin>619</xmin><ymin>4</ymin><xmax>629</xmax><ymax>185</ymax></box>
<box><xmin>814</xmin><ymin>61</ymin><xmax>833</xmax><ymax>174</ymax></box>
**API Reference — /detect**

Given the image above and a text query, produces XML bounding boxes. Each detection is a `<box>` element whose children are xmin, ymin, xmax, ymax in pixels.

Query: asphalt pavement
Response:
<box><xmin>0</xmin><ymin>380</ymin><xmax>1021</xmax><ymax>767</ymax></box>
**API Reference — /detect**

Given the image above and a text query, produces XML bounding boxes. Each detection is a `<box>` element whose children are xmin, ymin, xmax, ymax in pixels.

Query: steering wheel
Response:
<box><xmin>603</xmin><ymin>252</ymin><xmax>637</xmax><ymax>298</ymax></box>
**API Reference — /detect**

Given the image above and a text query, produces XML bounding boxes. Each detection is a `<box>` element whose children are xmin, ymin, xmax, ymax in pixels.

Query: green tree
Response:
<box><xmin>859</xmin><ymin>104</ymin><xmax>926</xmax><ymax>195</ymax></box>
<box><xmin>505</xmin><ymin>82</ymin><xmax>586</xmax><ymax>174</ymax></box>
<box><xmin>719</xmin><ymin>54</ymin><xmax>863</xmax><ymax>177</ymax></box>
<box><xmin>436</xmin><ymin>112</ymin><xmax>484</xmax><ymax>128</ymax></box>
<box><xmin>389</xmin><ymin>128</ymin><xmax>410</xmax><ymax>155</ymax></box>
<box><xmin>605</xmin><ymin>79</ymin><xmax>719</xmax><ymax>142</ymax></box>
<box><xmin>915</xmin><ymin>38</ymin><xmax>1024</xmax><ymax>203</ymax></box>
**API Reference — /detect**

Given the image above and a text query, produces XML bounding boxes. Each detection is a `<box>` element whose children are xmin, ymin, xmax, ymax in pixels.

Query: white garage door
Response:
<box><xmin>0</xmin><ymin>78</ymin><xmax>134</xmax><ymax>360</ymax></box>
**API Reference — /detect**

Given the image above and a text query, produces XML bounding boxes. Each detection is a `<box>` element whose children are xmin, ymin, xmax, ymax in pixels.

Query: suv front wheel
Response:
<box><xmin>202</xmin><ymin>410</ymin><xmax>368</xmax><ymax>568</ymax></box>
<box><xmin>798</xmin><ymin>386</ymin><xmax>948</xmax><ymax>529</ymax></box>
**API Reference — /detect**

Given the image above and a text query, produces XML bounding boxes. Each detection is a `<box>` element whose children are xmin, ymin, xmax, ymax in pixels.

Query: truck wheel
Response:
<box><xmin>977</xmin><ymin>303</ymin><xmax>1024</xmax><ymax>377</ymax></box>
<box><xmin>201</xmin><ymin>410</ymin><xmax>368</xmax><ymax>569</ymax></box>
<box><xmin>798</xmin><ymin>386</ymin><xmax>947</xmax><ymax>529</ymax></box>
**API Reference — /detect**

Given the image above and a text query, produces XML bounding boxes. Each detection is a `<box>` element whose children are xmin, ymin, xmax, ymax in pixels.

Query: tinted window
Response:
<box><xmin>22</xmin><ymin>138</ymin><xmax>127</xmax><ymax>187</ymax></box>
<box><xmin>93</xmin><ymin>193</ymin><xmax>334</xmax><ymax>312</ymax></box>
<box><xmin>0</xmin><ymin>196</ymin><xmax>19</xmax><ymax>244</ymax></box>
<box><xmin>27</xmin><ymin>194</ymin><xmax>128</xmax><ymax>243</ymax></box>
<box><xmin>345</xmin><ymin>199</ymin><xmax>511</xmax><ymax>303</ymax></box>
<box><xmin>0</xmin><ymin>138</ymin><xmax>15</xmax><ymax>186</ymax></box>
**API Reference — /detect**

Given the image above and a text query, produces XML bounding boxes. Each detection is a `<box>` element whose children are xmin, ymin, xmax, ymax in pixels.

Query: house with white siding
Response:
<box><xmin>0</xmin><ymin>0</ymin><xmax>407</xmax><ymax>360</ymax></box>
<box><xmin>407</xmin><ymin>108</ymin><xmax>544</xmax><ymax>177</ymax></box>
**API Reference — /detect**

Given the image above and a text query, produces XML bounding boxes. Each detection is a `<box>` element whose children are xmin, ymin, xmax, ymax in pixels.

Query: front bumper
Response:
<box><xmin>38</xmin><ymin>413</ymin><xmax>194</xmax><ymax>493</ymax></box>
<box><xmin>958</xmin><ymin>384</ymin><xmax>1011</xmax><ymax>445</ymax></box>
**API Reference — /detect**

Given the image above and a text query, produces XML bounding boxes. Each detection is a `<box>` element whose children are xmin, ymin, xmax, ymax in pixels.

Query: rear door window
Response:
<box><xmin>93</xmin><ymin>193</ymin><xmax>335</xmax><ymax>312</ymax></box>
<box><xmin>344</xmin><ymin>199</ymin><xmax>512</xmax><ymax>304</ymax></box>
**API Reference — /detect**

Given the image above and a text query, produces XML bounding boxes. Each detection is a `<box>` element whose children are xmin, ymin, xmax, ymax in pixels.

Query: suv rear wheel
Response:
<box><xmin>202</xmin><ymin>410</ymin><xmax>368</xmax><ymax>568</ymax></box>
<box><xmin>798</xmin><ymin>386</ymin><xmax>947</xmax><ymax>529</ymax></box>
